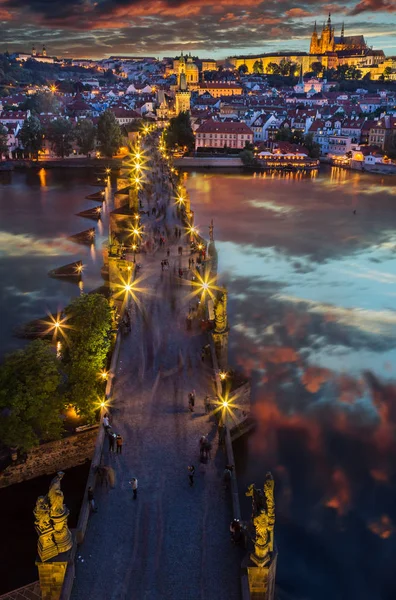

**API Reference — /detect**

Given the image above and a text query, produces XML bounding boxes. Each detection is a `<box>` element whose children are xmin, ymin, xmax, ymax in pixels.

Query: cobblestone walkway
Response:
<box><xmin>71</xmin><ymin>162</ymin><xmax>242</xmax><ymax>600</ymax></box>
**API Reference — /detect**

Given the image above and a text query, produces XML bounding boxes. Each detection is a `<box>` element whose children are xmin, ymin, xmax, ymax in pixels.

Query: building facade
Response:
<box><xmin>195</xmin><ymin>119</ymin><xmax>253</xmax><ymax>150</ymax></box>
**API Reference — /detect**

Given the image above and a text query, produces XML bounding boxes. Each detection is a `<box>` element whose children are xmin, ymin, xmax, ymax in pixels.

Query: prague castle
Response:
<box><xmin>309</xmin><ymin>14</ymin><xmax>367</xmax><ymax>54</ymax></box>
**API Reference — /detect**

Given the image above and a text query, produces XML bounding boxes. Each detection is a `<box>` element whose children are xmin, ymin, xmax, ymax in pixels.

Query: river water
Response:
<box><xmin>0</xmin><ymin>167</ymin><xmax>112</xmax><ymax>358</ymax></box>
<box><xmin>1</xmin><ymin>166</ymin><xmax>396</xmax><ymax>598</ymax></box>
<box><xmin>186</xmin><ymin>167</ymin><xmax>396</xmax><ymax>600</ymax></box>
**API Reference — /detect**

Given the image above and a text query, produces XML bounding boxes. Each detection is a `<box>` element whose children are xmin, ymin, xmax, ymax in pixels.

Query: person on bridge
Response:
<box><xmin>103</xmin><ymin>414</ymin><xmax>110</xmax><ymax>434</ymax></box>
<box><xmin>130</xmin><ymin>477</ymin><xmax>138</xmax><ymax>499</ymax></box>
<box><xmin>108</xmin><ymin>431</ymin><xmax>116</xmax><ymax>453</ymax></box>
<box><xmin>116</xmin><ymin>434</ymin><xmax>123</xmax><ymax>454</ymax></box>
<box><xmin>188</xmin><ymin>465</ymin><xmax>195</xmax><ymax>486</ymax></box>
<box><xmin>88</xmin><ymin>487</ymin><xmax>98</xmax><ymax>513</ymax></box>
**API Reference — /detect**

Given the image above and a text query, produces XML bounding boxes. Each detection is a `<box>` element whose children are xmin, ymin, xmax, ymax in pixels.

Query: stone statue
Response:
<box><xmin>34</xmin><ymin>471</ymin><xmax>73</xmax><ymax>562</ymax></box>
<box><xmin>48</xmin><ymin>471</ymin><xmax>65</xmax><ymax>516</ymax></box>
<box><xmin>246</xmin><ymin>472</ymin><xmax>275</xmax><ymax>567</ymax></box>
<box><xmin>34</xmin><ymin>496</ymin><xmax>52</xmax><ymax>532</ymax></box>
<box><xmin>214</xmin><ymin>290</ymin><xmax>228</xmax><ymax>334</ymax></box>
<box><xmin>209</xmin><ymin>219</ymin><xmax>214</xmax><ymax>242</ymax></box>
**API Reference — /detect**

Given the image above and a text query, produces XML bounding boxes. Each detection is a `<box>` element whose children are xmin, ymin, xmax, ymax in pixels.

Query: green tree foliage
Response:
<box><xmin>240</xmin><ymin>149</ymin><xmax>255</xmax><ymax>166</ymax></box>
<box><xmin>345</xmin><ymin>65</ymin><xmax>362</xmax><ymax>80</ymax></box>
<box><xmin>303</xmin><ymin>133</ymin><xmax>321</xmax><ymax>158</ymax></box>
<box><xmin>383</xmin><ymin>66</ymin><xmax>392</xmax><ymax>80</ymax></box>
<box><xmin>0</xmin><ymin>125</ymin><xmax>8</xmax><ymax>157</ymax></box>
<box><xmin>165</xmin><ymin>111</ymin><xmax>195</xmax><ymax>152</ymax></box>
<box><xmin>238</xmin><ymin>64</ymin><xmax>248</xmax><ymax>75</ymax></box>
<box><xmin>24</xmin><ymin>91</ymin><xmax>60</xmax><ymax>115</ymax></box>
<box><xmin>63</xmin><ymin>294</ymin><xmax>112</xmax><ymax>419</ymax></box>
<box><xmin>46</xmin><ymin>117</ymin><xmax>75</xmax><ymax>158</ymax></box>
<box><xmin>19</xmin><ymin>116</ymin><xmax>43</xmax><ymax>159</ymax></box>
<box><xmin>311</xmin><ymin>62</ymin><xmax>323</xmax><ymax>76</ymax></box>
<box><xmin>97</xmin><ymin>110</ymin><xmax>123</xmax><ymax>157</ymax></box>
<box><xmin>266</xmin><ymin>62</ymin><xmax>280</xmax><ymax>75</ymax></box>
<box><xmin>0</xmin><ymin>340</ymin><xmax>62</xmax><ymax>452</ymax></box>
<box><xmin>75</xmin><ymin>119</ymin><xmax>96</xmax><ymax>156</ymax></box>
<box><xmin>253</xmin><ymin>60</ymin><xmax>264</xmax><ymax>74</ymax></box>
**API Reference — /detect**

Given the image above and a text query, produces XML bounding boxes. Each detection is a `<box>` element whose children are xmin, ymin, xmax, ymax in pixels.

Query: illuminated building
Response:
<box><xmin>195</xmin><ymin>120</ymin><xmax>253</xmax><ymax>150</ymax></box>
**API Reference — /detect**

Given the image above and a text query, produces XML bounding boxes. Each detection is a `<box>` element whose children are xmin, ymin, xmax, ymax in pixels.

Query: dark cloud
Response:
<box><xmin>0</xmin><ymin>0</ymin><xmax>394</xmax><ymax>55</ymax></box>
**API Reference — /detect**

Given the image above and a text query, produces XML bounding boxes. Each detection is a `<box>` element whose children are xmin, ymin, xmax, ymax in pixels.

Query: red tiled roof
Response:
<box><xmin>196</xmin><ymin>119</ymin><xmax>253</xmax><ymax>134</ymax></box>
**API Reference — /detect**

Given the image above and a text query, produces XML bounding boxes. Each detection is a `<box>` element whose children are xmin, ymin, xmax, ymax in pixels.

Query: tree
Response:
<box><xmin>345</xmin><ymin>65</ymin><xmax>362</xmax><ymax>80</ymax></box>
<box><xmin>46</xmin><ymin>117</ymin><xmax>75</xmax><ymax>158</ymax></box>
<box><xmin>240</xmin><ymin>149</ymin><xmax>255</xmax><ymax>166</ymax></box>
<box><xmin>24</xmin><ymin>91</ymin><xmax>60</xmax><ymax>115</ymax></box>
<box><xmin>266</xmin><ymin>62</ymin><xmax>280</xmax><ymax>75</ymax></box>
<box><xmin>0</xmin><ymin>125</ymin><xmax>8</xmax><ymax>158</ymax></box>
<box><xmin>279</xmin><ymin>58</ymin><xmax>293</xmax><ymax>76</ymax></box>
<box><xmin>75</xmin><ymin>119</ymin><xmax>96</xmax><ymax>156</ymax></box>
<box><xmin>19</xmin><ymin>116</ymin><xmax>43</xmax><ymax>159</ymax></box>
<box><xmin>253</xmin><ymin>60</ymin><xmax>264</xmax><ymax>74</ymax></box>
<box><xmin>383</xmin><ymin>66</ymin><xmax>392</xmax><ymax>80</ymax></box>
<box><xmin>0</xmin><ymin>340</ymin><xmax>62</xmax><ymax>452</ymax></box>
<box><xmin>311</xmin><ymin>62</ymin><xmax>323</xmax><ymax>77</ymax></box>
<box><xmin>303</xmin><ymin>133</ymin><xmax>321</xmax><ymax>158</ymax></box>
<box><xmin>97</xmin><ymin>110</ymin><xmax>123</xmax><ymax>157</ymax></box>
<box><xmin>63</xmin><ymin>294</ymin><xmax>112</xmax><ymax>419</ymax></box>
<box><xmin>238</xmin><ymin>64</ymin><xmax>248</xmax><ymax>75</ymax></box>
<box><xmin>165</xmin><ymin>111</ymin><xmax>195</xmax><ymax>152</ymax></box>
<box><xmin>334</xmin><ymin>65</ymin><xmax>348</xmax><ymax>80</ymax></box>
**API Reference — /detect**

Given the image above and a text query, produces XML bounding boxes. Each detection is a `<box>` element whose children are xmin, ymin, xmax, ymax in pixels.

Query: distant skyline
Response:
<box><xmin>0</xmin><ymin>0</ymin><xmax>395</xmax><ymax>59</ymax></box>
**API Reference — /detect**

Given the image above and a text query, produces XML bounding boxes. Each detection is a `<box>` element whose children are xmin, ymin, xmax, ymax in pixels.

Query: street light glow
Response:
<box><xmin>219</xmin><ymin>371</ymin><xmax>227</xmax><ymax>380</ymax></box>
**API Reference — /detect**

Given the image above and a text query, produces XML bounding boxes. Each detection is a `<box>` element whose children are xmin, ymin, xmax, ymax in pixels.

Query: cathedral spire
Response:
<box><xmin>313</xmin><ymin>20</ymin><xmax>317</xmax><ymax>34</ymax></box>
<box><xmin>327</xmin><ymin>12</ymin><xmax>331</xmax><ymax>28</ymax></box>
<box><xmin>341</xmin><ymin>22</ymin><xmax>345</xmax><ymax>39</ymax></box>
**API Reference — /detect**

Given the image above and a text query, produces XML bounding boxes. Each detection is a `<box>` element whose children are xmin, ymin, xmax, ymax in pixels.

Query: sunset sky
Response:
<box><xmin>0</xmin><ymin>0</ymin><xmax>395</xmax><ymax>59</ymax></box>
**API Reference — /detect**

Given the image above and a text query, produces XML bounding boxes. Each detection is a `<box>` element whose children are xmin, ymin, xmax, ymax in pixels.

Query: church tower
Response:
<box><xmin>32</xmin><ymin>45</ymin><xmax>36</xmax><ymax>57</ymax></box>
<box><xmin>309</xmin><ymin>21</ymin><xmax>320</xmax><ymax>54</ymax></box>
<box><xmin>175</xmin><ymin>52</ymin><xmax>191</xmax><ymax>115</ymax></box>
<box><xmin>42</xmin><ymin>45</ymin><xmax>47</xmax><ymax>57</ymax></box>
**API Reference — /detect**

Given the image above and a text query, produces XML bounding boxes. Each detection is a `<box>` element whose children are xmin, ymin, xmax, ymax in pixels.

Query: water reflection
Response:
<box><xmin>0</xmin><ymin>168</ymin><xmax>111</xmax><ymax>357</ymax></box>
<box><xmin>187</xmin><ymin>168</ymin><xmax>396</xmax><ymax>600</ymax></box>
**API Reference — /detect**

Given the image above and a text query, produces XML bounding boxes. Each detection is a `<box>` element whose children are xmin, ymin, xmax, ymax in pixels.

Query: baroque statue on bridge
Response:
<box><xmin>246</xmin><ymin>472</ymin><xmax>275</xmax><ymax>567</ymax></box>
<box><xmin>34</xmin><ymin>471</ymin><xmax>73</xmax><ymax>562</ymax></box>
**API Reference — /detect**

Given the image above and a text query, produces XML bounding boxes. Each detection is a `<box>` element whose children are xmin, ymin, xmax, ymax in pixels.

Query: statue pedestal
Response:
<box><xmin>242</xmin><ymin>550</ymin><xmax>277</xmax><ymax>600</ymax></box>
<box><xmin>213</xmin><ymin>330</ymin><xmax>229</xmax><ymax>370</ymax></box>
<box><xmin>36</xmin><ymin>545</ymin><xmax>73</xmax><ymax>600</ymax></box>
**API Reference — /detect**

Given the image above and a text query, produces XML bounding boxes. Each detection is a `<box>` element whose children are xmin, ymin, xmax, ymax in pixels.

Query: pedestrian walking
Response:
<box><xmin>161</xmin><ymin>260</ymin><xmax>164</xmax><ymax>271</ymax></box>
<box><xmin>130</xmin><ymin>477</ymin><xmax>138</xmax><ymax>499</ymax></box>
<box><xmin>103</xmin><ymin>413</ymin><xmax>110</xmax><ymax>434</ymax></box>
<box><xmin>116</xmin><ymin>434</ymin><xmax>123</xmax><ymax>454</ymax></box>
<box><xmin>218</xmin><ymin>424</ymin><xmax>226</xmax><ymax>446</ymax></box>
<box><xmin>108</xmin><ymin>431</ymin><xmax>116</xmax><ymax>452</ymax></box>
<box><xmin>188</xmin><ymin>465</ymin><xmax>195</xmax><ymax>486</ymax></box>
<box><xmin>179</xmin><ymin>268</ymin><xmax>183</xmax><ymax>278</ymax></box>
<box><xmin>188</xmin><ymin>392</ymin><xmax>195</xmax><ymax>412</ymax></box>
<box><xmin>167</xmin><ymin>248</ymin><xmax>170</xmax><ymax>257</ymax></box>
<box><xmin>204</xmin><ymin>395</ymin><xmax>211</xmax><ymax>414</ymax></box>
<box><xmin>88</xmin><ymin>486</ymin><xmax>97</xmax><ymax>512</ymax></box>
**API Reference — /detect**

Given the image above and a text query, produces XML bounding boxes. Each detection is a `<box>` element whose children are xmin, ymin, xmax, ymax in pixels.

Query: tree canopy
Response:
<box><xmin>46</xmin><ymin>117</ymin><xmax>75</xmax><ymax>158</ymax></box>
<box><xmin>165</xmin><ymin>111</ymin><xmax>195</xmax><ymax>152</ymax></box>
<box><xmin>75</xmin><ymin>118</ymin><xmax>96</xmax><ymax>156</ymax></box>
<box><xmin>19</xmin><ymin>116</ymin><xmax>43</xmax><ymax>159</ymax></box>
<box><xmin>63</xmin><ymin>293</ymin><xmax>112</xmax><ymax>419</ymax></box>
<box><xmin>97</xmin><ymin>109</ymin><xmax>123</xmax><ymax>157</ymax></box>
<box><xmin>0</xmin><ymin>125</ymin><xmax>8</xmax><ymax>157</ymax></box>
<box><xmin>0</xmin><ymin>340</ymin><xmax>62</xmax><ymax>452</ymax></box>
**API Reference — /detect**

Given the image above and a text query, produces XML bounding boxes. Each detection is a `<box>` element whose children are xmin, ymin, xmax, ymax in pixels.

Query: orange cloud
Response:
<box><xmin>285</xmin><ymin>8</ymin><xmax>312</xmax><ymax>17</ymax></box>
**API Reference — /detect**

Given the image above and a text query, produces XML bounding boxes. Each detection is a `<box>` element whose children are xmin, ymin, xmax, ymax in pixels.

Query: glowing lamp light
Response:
<box><xmin>219</xmin><ymin>371</ymin><xmax>227</xmax><ymax>381</ymax></box>
<box><xmin>105</xmin><ymin>168</ymin><xmax>111</xmax><ymax>174</ymax></box>
<box><xmin>202</xmin><ymin>282</ymin><xmax>209</xmax><ymax>290</ymax></box>
<box><xmin>100</xmin><ymin>401</ymin><xmax>107</xmax><ymax>408</ymax></box>
<box><xmin>100</xmin><ymin>370</ymin><xmax>109</xmax><ymax>381</ymax></box>
<box><xmin>54</xmin><ymin>321</ymin><xmax>60</xmax><ymax>329</ymax></box>
<box><xmin>222</xmin><ymin>401</ymin><xmax>229</xmax><ymax>408</ymax></box>
<box><xmin>124</xmin><ymin>283</ymin><xmax>132</xmax><ymax>292</ymax></box>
